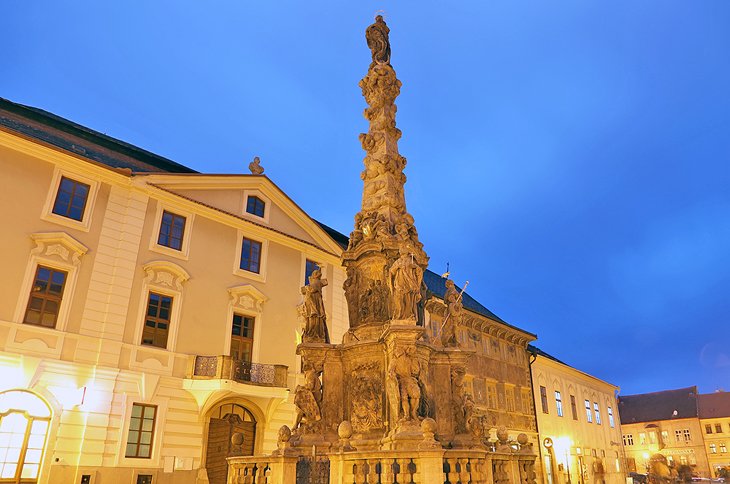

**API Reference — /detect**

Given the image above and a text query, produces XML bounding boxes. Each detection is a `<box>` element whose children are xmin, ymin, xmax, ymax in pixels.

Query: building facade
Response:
<box><xmin>698</xmin><ymin>391</ymin><xmax>730</xmax><ymax>478</ymax></box>
<box><xmin>529</xmin><ymin>346</ymin><xmax>625</xmax><ymax>484</ymax></box>
<box><xmin>0</xmin><ymin>98</ymin><xmax>348</xmax><ymax>484</ymax></box>
<box><xmin>619</xmin><ymin>386</ymin><xmax>711</xmax><ymax>478</ymax></box>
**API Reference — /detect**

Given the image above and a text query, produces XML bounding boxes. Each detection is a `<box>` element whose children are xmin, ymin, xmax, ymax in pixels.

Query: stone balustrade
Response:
<box><xmin>189</xmin><ymin>355</ymin><xmax>288</xmax><ymax>388</ymax></box>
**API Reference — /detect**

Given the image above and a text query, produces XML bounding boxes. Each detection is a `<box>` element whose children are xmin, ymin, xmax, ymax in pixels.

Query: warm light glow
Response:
<box><xmin>642</xmin><ymin>452</ymin><xmax>650</xmax><ymax>460</ymax></box>
<box><xmin>48</xmin><ymin>385</ymin><xmax>86</xmax><ymax>408</ymax></box>
<box><xmin>295</xmin><ymin>330</ymin><xmax>302</xmax><ymax>345</ymax></box>
<box><xmin>544</xmin><ymin>437</ymin><xmax>553</xmax><ymax>448</ymax></box>
<box><xmin>552</xmin><ymin>436</ymin><xmax>572</xmax><ymax>467</ymax></box>
<box><xmin>0</xmin><ymin>390</ymin><xmax>51</xmax><ymax>418</ymax></box>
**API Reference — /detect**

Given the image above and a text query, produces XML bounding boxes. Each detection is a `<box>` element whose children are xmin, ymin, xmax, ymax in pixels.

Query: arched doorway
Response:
<box><xmin>0</xmin><ymin>390</ymin><xmax>51</xmax><ymax>483</ymax></box>
<box><xmin>205</xmin><ymin>403</ymin><xmax>256</xmax><ymax>484</ymax></box>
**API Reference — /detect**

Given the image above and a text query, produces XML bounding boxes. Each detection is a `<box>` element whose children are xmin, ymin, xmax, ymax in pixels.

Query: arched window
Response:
<box><xmin>0</xmin><ymin>390</ymin><xmax>51</xmax><ymax>483</ymax></box>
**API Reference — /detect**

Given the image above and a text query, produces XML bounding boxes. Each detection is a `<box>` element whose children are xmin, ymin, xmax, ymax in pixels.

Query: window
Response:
<box><xmin>540</xmin><ymin>386</ymin><xmax>549</xmax><ymax>414</ymax></box>
<box><xmin>246</xmin><ymin>196</ymin><xmax>265</xmax><ymax>218</ymax></box>
<box><xmin>585</xmin><ymin>399</ymin><xmax>593</xmax><ymax>423</ymax></box>
<box><xmin>487</xmin><ymin>384</ymin><xmax>497</xmax><ymax>409</ymax></box>
<box><xmin>710</xmin><ymin>443</ymin><xmax>717</xmax><ymax>454</ymax></box>
<box><xmin>304</xmin><ymin>259</ymin><xmax>319</xmax><ymax>285</ymax></box>
<box><xmin>230</xmin><ymin>314</ymin><xmax>254</xmax><ymax>363</ymax></box>
<box><xmin>721</xmin><ymin>443</ymin><xmax>727</xmax><ymax>453</ymax></box>
<box><xmin>521</xmin><ymin>389</ymin><xmax>532</xmax><ymax>413</ymax></box>
<box><xmin>661</xmin><ymin>430</ymin><xmax>669</xmax><ymax>444</ymax></box>
<box><xmin>506</xmin><ymin>388</ymin><xmax>515</xmax><ymax>412</ymax></box>
<box><xmin>0</xmin><ymin>390</ymin><xmax>51</xmax><ymax>483</ymax></box>
<box><xmin>608</xmin><ymin>406</ymin><xmax>615</xmax><ymax>427</ymax></box>
<box><xmin>555</xmin><ymin>391</ymin><xmax>563</xmax><ymax>417</ymax></box>
<box><xmin>141</xmin><ymin>293</ymin><xmax>172</xmax><ymax>348</ymax></box>
<box><xmin>136</xmin><ymin>476</ymin><xmax>153</xmax><ymax>484</ymax></box>
<box><xmin>240</xmin><ymin>237</ymin><xmax>262</xmax><ymax>273</ymax></box>
<box><xmin>157</xmin><ymin>211</ymin><xmax>186</xmax><ymax>251</ymax></box>
<box><xmin>125</xmin><ymin>404</ymin><xmax>157</xmax><ymax>458</ymax></box>
<box><xmin>675</xmin><ymin>430</ymin><xmax>682</xmax><ymax>442</ymax></box>
<box><xmin>649</xmin><ymin>432</ymin><xmax>657</xmax><ymax>444</ymax></box>
<box><xmin>594</xmin><ymin>402</ymin><xmax>602</xmax><ymax>425</ymax></box>
<box><xmin>52</xmin><ymin>176</ymin><xmax>90</xmax><ymax>221</ymax></box>
<box><xmin>623</xmin><ymin>434</ymin><xmax>634</xmax><ymax>446</ymax></box>
<box><xmin>570</xmin><ymin>395</ymin><xmax>578</xmax><ymax>420</ymax></box>
<box><xmin>707</xmin><ymin>424</ymin><xmax>713</xmax><ymax>434</ymax></box>
<box><xmin>716</xmin><ymin>423</ymin><xmax>723</xmax><ymax>433</ymax></box>
<box><xmin>683</xmin><ymin>429</ymin><xmax>691</xmax><ymax>442</ymax></box>
<box><xmin>639</xmin><ymin>433</ymin><xmax>646</xmax><ymax>445</ymax></box>
<box><xmin>23</xmin><ymin>266</ymin><xmax>67</xmax><ymax>328</ymax></box>
<box><xmin>679</xmin><ymin>456</ymin><xmax>687</xmax><ymax>466</ymax></box>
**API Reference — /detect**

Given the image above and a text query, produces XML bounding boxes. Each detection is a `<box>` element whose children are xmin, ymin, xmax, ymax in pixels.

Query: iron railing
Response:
<box><xmin>191</xmin><ymin>355</ymin><xmax>288</xmax><ymax>388</ymax></box>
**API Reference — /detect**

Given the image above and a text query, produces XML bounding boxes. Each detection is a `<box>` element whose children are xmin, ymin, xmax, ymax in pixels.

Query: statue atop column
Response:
<box><xmin>389</xmin><ymin>247</ymin><xmax>423</xmax><ymax>321</ymax></box>
<box><xmin>387</xmin><ymin>346</ymin><xmax>422</xmax><ymax>422</ymax></box>
<box><xmin>366</xmin><ymin>15</ymin><xmax>391</xmax><ymax>67</ymax></box>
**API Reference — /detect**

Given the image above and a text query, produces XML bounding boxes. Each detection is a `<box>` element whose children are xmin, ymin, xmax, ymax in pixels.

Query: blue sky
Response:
<box><xmin>4</xmin><ymin>1</ymin><xmax>730</xmax><ymax>395</ymax></box>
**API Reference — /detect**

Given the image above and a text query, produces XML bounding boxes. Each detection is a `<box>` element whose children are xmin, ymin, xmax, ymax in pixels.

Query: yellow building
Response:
<box><xmin>529</xmin><ymin>346</ymin><xmax>625</xmax><ymax>484</ymax></box>
<box><xmin>619</xmin><ymin>386</ymin><xmax>711</xmax><ymax>478</ymax></box>
<box><xmin>0</xmin><ymin>97</ymin><xmax>349</xmax><ymax>483</ymax></box>
<box><xmin>698</xmin><ymin>391</ymin><xmax>730</xmax><ymax>478</ymax></box>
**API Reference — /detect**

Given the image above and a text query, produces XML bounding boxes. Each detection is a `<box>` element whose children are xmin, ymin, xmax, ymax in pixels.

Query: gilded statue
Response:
<box><xmin>293</xmin><ymin>369</ymin><xmax>322</xmax><ymax>431</ymax></box>
<box><xmin>365</xmin><ymin>15</ymin><xmax>391</xmax><ymax>66</ymax></box>
<box><xmin>387</xmin><ymin>346</ymin><xmax>422</xmax><ymax>421</ymax></box>
<box><xmin>301</xmin><ymin>269</ymin><xmax>330</xmax><ymax>343</ymax></box>
<box><xmin>389</xmin><ymin>247</ymin><xmax>423</xmax><ymax>320</ymax></box>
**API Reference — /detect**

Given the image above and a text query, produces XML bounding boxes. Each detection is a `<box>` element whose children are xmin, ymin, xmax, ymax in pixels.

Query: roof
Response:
<box><xmin>698</xmin><ymin>392</ymin><xmax>730</xmax><ymax>419</ymax></box>
<box><xmin>618</xmin><ymin>386</ymin><xmax>699</xmax><ymax>424</ymax></box>
<box><xmin>527</xmin><ymin>344</ymin><xmax>569</xmax><ymax>366</ymax></box>
<box><xmin>0</xmin><ymin>97</ymin><xmax>196</xmax><ymax>174</ymax></box>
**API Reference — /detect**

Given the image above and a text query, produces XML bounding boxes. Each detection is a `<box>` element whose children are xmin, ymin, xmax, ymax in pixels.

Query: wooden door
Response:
<box><xmin>205</xmin><ymin>411</ymin><xmax>256</xmax><ymax>484</ymax></box>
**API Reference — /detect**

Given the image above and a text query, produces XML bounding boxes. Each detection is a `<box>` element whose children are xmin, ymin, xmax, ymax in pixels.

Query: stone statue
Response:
<box><xmin>293</xmin><ymin>369</ymin><xmax>322</xmax><ymax>431</ymax></box>
<box><xmin>388</xmin><ymin>248</ymin><xmax>423</xmax><ymax>320</ymax></box>
<box><xmin>365</xmin><ymin>15</ymin><xmax>391</xmax><ymax>66</ymax></box>
<box><xmin>388</xmin><ymin>346</ymin><xmax>422</xmax><ymax>421</ymax></box>
<box><xmin>301</xmin><ymin>269</ymin><xmax>329</xmax><ymax>343</ymax></box>
<box><xmin>451</xmin><ymin>366</ymin><xmax>468</xmax><ymax>433</ymax></box>
<box><xmin>248</xmin><ymin>156</ymin><xmax>264</xmax><ymax>175</ymax></box>
<box><xmin>441</xmin><ymin>282</ymin><xmax>463</xmax><ymax>347</ymax></box>
<box><xmin>343</xmin><ymin>266</ymin><xmax>360</xmax><ymax>326</ymax></box>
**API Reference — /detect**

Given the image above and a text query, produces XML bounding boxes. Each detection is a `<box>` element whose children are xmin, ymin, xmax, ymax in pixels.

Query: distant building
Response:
<box><xmin>698</xmin><ymin>391</ymin><xmax>730</xmax><ymax>478</ymax></box>
<box><xmin>619</xmin><ymin>386</ymin><xmax>711</xmax><ymax>478</ymax></box>
<box><xmin>529</xmin><ymin>345</ymin><xmax>625</xmax><ymax>484</ymax></box>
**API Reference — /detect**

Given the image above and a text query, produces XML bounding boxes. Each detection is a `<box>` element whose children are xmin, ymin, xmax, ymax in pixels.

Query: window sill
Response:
<box><xmin>40</xmin><ymin>212</ymin><xmax>91</xmax><ymax>232</ymax></box>
<box><xmin>149</xmin><ymin>243</ymin><xmax>189</xmax><ymax>261</ymax></box>
<box><xmin>233</xmin><ymin>267</ymin><xmax>266</xmax><ymax>283</ymax></box>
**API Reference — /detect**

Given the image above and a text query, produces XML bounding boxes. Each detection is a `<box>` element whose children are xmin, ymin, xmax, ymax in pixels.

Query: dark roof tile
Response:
<box><xmin>618</xmin><ymin>386</ymin><xmax>699</xmax><ymax>423</ymax></box>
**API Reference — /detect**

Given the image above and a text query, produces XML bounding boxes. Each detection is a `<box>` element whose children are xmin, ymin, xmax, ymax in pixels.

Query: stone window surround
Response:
<box><xmin>148</xmin><ymin>202</ymin><xmax>195</xmax><ymax>261</ymax></box>
<box><xmin>14</xmin><ymin>232</ymin><xmax>88</xmax><ymax>332</ymax></box>
<box><xmin>133</xmin><ymin>261</ymin><xmax>190</xmax><ymax>353</ymax></box>
<box><xmin>242</xmin><ymin>189</ymin><xmax>271</xmax><ymax>224</ymax></box>
<box><xmin>40</xmin><ymin>166</ymin><xmax>100</xmax><ymax>232</ymax></box>
<box><xmin>233</xmin><ymin>230</ymin><xmax>268</xmax><ymax>283</ymax></box>
<box><xmin>116</xmin><ymin>395</ymin><xmax>169</xmax><ymax>468</ymax></box>
<box><xmin>224</xmin><ymin>285</ymin><xmax>268</xmax><ymax>363</ymax></box>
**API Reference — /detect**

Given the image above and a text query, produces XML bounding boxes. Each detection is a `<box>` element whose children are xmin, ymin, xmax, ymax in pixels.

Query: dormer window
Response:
<box><xmin>246</xmin><ymin>196</ymin><xmax>265</xmax><ymax>218</ymax></box>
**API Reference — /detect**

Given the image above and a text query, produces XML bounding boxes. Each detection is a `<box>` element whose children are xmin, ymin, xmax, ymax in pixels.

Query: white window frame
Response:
<box><xmin>14</xmin><ymin>233</ymin><xmax>88</xmax><ymax>331</ymax></box>
<box><xmin>133</xmin><ymin>261</ymin><xmax>190</xmax><ymax>352</ymax></box>
<box><xmin>242</xmin><ymin>189</ymin><xmax>271</xmax><ymax>223</ymax></box>
<box><xmin>225</xmin><ymin>285</ymin><xmax>268</xmax><ymax>363</ymax></box>
<box><xmin>233</xmin><ymin>231</ymin><xmax>268</xmax><ymax>282</ymax></box>
<box><xmin>148</xmin><ymin>203</ymin><xmax>195</xmax><ymax>261</ymax></box>
<box><xmin>40</xmin><ymin>167</ymin><xmax>100</xmax><ymax>232</ymax></box>
<box><xmin>116</xmin><ymin>395</ymin><xmax>168</xmax><ymax>469</ymax></box>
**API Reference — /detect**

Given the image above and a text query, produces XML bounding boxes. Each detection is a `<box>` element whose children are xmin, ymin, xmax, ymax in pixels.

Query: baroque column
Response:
<box><xmin>342</xmin><ymin>15</ymin><xmax>429</xmax><ymax>339</ymax></box>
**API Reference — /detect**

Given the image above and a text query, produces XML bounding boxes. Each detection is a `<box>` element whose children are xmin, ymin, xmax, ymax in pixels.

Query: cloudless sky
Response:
<box><xmin>4</xmin><ymin>1</ymin><xmax>730</xmax><ymax>395</ymax></box>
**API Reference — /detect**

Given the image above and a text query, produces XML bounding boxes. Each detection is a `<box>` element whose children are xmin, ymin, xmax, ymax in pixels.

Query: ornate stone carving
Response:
<box><xmin>248</xmin><ymin>156</ymin><xmax>264</xmax><ymax>175</ymax></box>
<box><xmin>301</xmin><ymin>269</ymin><xmax>329</xmax><ymax>343</ymax></box>
<box><xmin>228</xmin><ymin>284</ymin><xmax>267</xmax><ymax>313</ymax></box>
<box><xmin>143</xmin><ymin>261</ymin><xmax>190</xmax><ymax>291</ymax></box>
<box><xmin>294</xmin><ymin>369</ymin><xmax>323</xmax><ymax>433</ymax></box>
<box><xmin>349</xmin><ymin>362</ymin><xmax>383</xmax><ymax>433</ymax></box>
<box><xmin>365</xmin><ymin>15</ymin><xmax>391</xmax><ymax>67</ymax></box>
<box><xmin>30</xmin><ymin>232</ymin><xmax>88</xmax><ymax>266</ymax></box>
<box><xmin>388</xmin><ymin>248</ymin><xmax>423</xmax><ymax>321</ymax></box>
<box><xmin>387</xmin><ymin>345</ymin><xmax>422</xmax><ymax>422</ymax></box>
<box><xmin>441</xmin><ymin>279</ymin><xmax>463</xmax><ymax>347</ymax></box>
<box><xmin>451</xmin><ymin>365</ymin><xmax>468</xmax><ymax>433</ymax></box>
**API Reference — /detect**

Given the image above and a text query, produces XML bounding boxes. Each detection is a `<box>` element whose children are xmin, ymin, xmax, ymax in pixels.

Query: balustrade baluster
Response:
<box><xmin>445</xmin><ymin>457</ymin><xmax>459</xmax><ymax>484</ymax></box>
<box><xmin>354</xmin><ymin>460</ymin><xmax>368</xmax><ymax>484</ymax></box>
<box><xmin>397</xmin><ymin>457</ymin><xmax>414</xmax><ymax>484</ymax></box>
<box><xmin>380</xmin><ymin>457</ymin><xmax>395</xmax><ymax>484</ymax></box>
<box><xmin>367</xmin><ymin>458</ymin><xmax>380</xmax><ymax>483</ymax></box>
<box><xmin>255</xmin><ymin>462</ymin><xmax>269</xmax><ymax>484</ymax></box>
<box><xmin>458</xmin><ymin>457</ymin><xmax>470</xmax><ymax>484</ymax></box>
